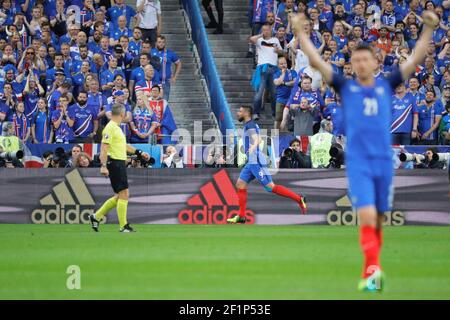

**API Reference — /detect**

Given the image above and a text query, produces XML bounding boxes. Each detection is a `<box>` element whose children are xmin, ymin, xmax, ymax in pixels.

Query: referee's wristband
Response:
<box><xmin>135</xmin><ymin>149</ymin><xmax>143</xmax><ymax>157</ymax></box>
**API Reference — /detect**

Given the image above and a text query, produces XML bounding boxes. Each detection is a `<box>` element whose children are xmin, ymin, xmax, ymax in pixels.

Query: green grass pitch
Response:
<box><xmin>0</xmin><ymin>224</ymin><xmax>449</xmax><ymax>300</ymax></box>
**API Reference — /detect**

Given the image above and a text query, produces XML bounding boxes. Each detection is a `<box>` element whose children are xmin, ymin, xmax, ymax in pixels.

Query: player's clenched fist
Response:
<box><xmin>422</xmin><ymin>11</ymin><xmax>439</xmax><ymax>28</ymax></box>
<box><xmin>291</xmin><ymin>13</ymin><xmax>309</xmax><ymax>35</ymax></box>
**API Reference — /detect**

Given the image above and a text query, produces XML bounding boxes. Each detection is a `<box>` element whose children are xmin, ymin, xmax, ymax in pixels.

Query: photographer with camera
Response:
<box><xmin>162</xmin><ymin>145</ymin><xmax>183</xmax><ymax>168</ymax></box>
<box><xmin>279</xmin><ymin>138</ymin><xmax>311</xmax><ymax>168</ymax></box>
<box><xmin>0</xmin><ymin>122</ymin><xmax>24</xmax><ymax>168</ymax></box>
<box><xmin>413</xmin><ymin>147</ymin><xmax>445</xmax><ymax>169</ymax></box>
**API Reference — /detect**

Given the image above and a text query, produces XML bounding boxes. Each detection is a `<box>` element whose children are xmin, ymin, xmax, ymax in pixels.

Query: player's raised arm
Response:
<box><xmin>400</xmin><ymin>11</ymin><xmax>440</xmax><ymax>80</ymax></box>
<box><xmin>292</xmin><ymin>13</ymin><xmax>333</xmax><ymax>83</ymax></box>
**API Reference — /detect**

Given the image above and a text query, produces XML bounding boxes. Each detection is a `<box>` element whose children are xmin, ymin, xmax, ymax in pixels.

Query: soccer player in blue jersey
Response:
<box><xmin>294</xmin><ymin>11</ymin><xmax>439</xmax><ymax>291</ymax></box>
<box><xmin>227</xmin><ymin>105</ymin><xmax>307</xmax><ymax>224</ymax></box>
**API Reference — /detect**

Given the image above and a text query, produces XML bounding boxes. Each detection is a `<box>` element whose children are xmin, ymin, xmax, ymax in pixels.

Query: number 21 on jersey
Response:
<box><xmin>363</xmin><ymin>97</ymin><xmax>378</xmax><ymax>116</ymax></box>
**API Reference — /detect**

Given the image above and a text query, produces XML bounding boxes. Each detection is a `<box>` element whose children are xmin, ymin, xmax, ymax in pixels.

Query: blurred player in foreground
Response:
<box><xmin>292</xmin><ymin>11</ymin><xmax>439</xmax><ymax>291</ymax></box>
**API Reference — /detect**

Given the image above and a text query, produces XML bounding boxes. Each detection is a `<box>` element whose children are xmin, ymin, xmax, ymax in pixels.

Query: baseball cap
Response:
<box><xmin>55</xmin><ymin>69</ymin><xmax>65</xmax><ymax>76</ymax></box>
<box><xmin>395</xmin><ymin>29</ymin><xmax>403</xmax><ymax>34</ymax></box>
<box><xmin>444</xmin><ymin>84</ymin><xmax>450</xmax><ymax>90</ymax></box>
<box><xmin>113</xmin><ymin>90</ymin><xmax>125</xmax><ymax>96</ymax></box>
<box><xmin>367</xmin><ymin>35</ymin><xmax>378</xmax><ymax>43</ymax></box>
<box><xmin>114</xmin><ymin>44</ymin><xmax>124</xmax><ymax>53</ymax></box>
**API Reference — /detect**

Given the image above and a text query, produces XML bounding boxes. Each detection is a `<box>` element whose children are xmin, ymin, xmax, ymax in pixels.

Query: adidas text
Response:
<box><xmin>179</xmin><ymin>206</ymin><xmax>255</xmax><ymax>224</ymax></box>
<box><xmin>31</xmin><ymin>205</ymin><xmax>104</xmax><ymax>224</ymax></box>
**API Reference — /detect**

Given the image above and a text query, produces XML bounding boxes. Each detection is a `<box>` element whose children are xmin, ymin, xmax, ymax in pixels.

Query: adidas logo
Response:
<box><xmin>31</xmin><ymin>169</ymin><xmax>103</xmax><ymax>224</ymax></box>
<box><xmin>327</xmin><ymin>195</ymin><xmax>404</xmax><ymax>226</ymax></box>
<box><xmin>178</xmin><ymin>169</ymin><xmax>255</xmax><ymax>224</ymax></box>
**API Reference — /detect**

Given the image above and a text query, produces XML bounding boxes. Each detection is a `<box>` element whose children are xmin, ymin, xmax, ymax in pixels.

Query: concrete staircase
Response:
<box><xmin>201</xmin><ymin>0</ymin><xmax>274</xmax><ymax>129</ymax></box>
<box><xmin>126</xmin><ymin>0</ymin><xmax>217</xmax><ymax>138</ymax></box>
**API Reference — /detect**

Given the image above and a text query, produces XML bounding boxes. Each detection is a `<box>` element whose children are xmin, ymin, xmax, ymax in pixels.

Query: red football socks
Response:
<box><xmin>376</xmin><ymin>227</ymin><xmax>383</xmax><ymax>248</ymax></box>
<box><xmin>360</xmin><ymin>225</ymin><xmax>381</xmax><ymax>278</ymax></box>
<box><xmin>272</xmin><ymin>185</ymin><xmax>301</xmax><ymax>202</ymax></box>
<box><xmin>237</xmin><ymin>188</ymin><xmax>247</xmax><ymax>218</ymax></box>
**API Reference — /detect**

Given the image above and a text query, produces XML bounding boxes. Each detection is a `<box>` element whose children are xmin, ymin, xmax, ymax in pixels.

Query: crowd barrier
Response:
<box><xmin>181</xmin><ymin>0</ymin><xmax>236</xmax><ymax>136</ymax></box>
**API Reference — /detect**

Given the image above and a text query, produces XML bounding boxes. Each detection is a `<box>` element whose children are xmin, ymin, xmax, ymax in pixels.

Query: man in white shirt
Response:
<box><xmin>249</xmin><ymin>23</ymin><xmax>283</xmax><ymax>120</ymax></box>
<box><xmin>136</xmin><ymin>0</ymin><xmax>162</xmax><ymax>47</ymax></box>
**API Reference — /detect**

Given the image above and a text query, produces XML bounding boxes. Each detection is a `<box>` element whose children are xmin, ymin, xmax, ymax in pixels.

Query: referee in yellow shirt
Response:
<box><xmin>89</xmin><ymin>103</ymin><xmax>150</xmax><ymax>233</ymax></box>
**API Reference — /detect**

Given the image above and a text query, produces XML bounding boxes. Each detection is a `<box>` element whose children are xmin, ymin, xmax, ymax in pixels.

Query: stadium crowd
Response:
<box><xmin>0</xmin><ymin>0</ymin><xmax>181</xmax><ymax>147</ymax></box>
<box><xmin>248</xmin><ymin>0</ymin><xmax>450</xmax><ymax>147</ymax></box>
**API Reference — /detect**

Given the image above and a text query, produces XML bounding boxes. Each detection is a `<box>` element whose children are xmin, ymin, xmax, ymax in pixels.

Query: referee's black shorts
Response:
<box><xmin>107</xmin><ymin>158</ymin><xmax>128</xmax><ymax>193</ymax></box>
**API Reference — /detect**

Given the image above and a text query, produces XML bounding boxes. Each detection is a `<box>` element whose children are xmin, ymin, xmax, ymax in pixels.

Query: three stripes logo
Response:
<box><xmin>178</xmin><ymin>169</ymin><xmax>255</xmax><ymax>224</ymax></box>
<box><xmin>31</xmin><ymin>170</ymin><xmax>102</xmax><ymax>224</ymax></box>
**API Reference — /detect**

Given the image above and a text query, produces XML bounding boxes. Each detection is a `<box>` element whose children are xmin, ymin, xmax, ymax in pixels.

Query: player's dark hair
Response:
<box><xmin>353</xmin><ymin>43</ymin><xmax>375</xmax><ymax>56</ymax></box>
<box><xmin>263</xmin><ymin>22</ymin><xmax>272</xmax><ymax>27</ymax></box>
<box><xmin>323</xmin><ymin>46</ymin><xmax>332</xmax><ymax>53</ymax></box>
<box><xmin>77</xmin><ymin>91</ymin><xmax>88</xmax><ymax>98</ymax></box>
<box><xmin>151</xmin><ymin>85</ymin><xmax>161</xmax><ymax>91</ymax></box>
<box><xmin>240</xmin><ymin>105</ymin><xmax>253</xmax><ymax>116</ymax></box>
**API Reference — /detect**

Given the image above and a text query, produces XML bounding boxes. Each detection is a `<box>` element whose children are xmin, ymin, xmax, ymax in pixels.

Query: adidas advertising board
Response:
<box><xmin>0</xmin><ymin>169</ymin><xmax>448</xmax><ymax>225</ymax></box>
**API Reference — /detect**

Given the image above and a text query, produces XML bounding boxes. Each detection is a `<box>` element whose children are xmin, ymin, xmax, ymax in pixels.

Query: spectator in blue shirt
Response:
<box><xmin>273</xmin><ymin>56</ymin><xmax>297</xmax><ymax>129</ymax></box>
<box><xmin>107</xmin><ymin>0</ymin><xmax>136</xmax><ymax>28</ymax></box>
<box><xmin>129</xmin><ymin>27</ymin><xmax>143</xmax><ymax>57</ymax></box>
<box><xmin>150</xmin><ymin>35</ymin><xmax>181</xmax><ymax>101</ymax></box>
<box><xmin>101</xmin><ymin>56</ymin><xmax>126</xmax><ymax>97</ymax></box>
<box><xmin>31</xmin><ymin>98</ymin><xmax>52</xmax><ymax>143</ymax></box>
<box><xmin>417</xmin><ymin>89</ymin><xmax>444</xmax><ymax>144</ymax></box>
<box><xmin>109</xmin><ymin>15</ymin><xmax>132</xmax><ymax>46</ymax></box>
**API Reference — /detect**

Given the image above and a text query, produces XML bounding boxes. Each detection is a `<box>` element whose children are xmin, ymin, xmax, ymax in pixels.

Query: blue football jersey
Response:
<box><xmin>390</xmin><ymin>92</ymin><xmax>418</xmax><ymax>134</ymax></box>
<box><xmin>331</xmin><ymin>70</ymin><xmax>403</xmax><ymax>160</ymax></box>
<box><xmin>243</xmin><ymin>120</ymin><xmax>267</xmax><ymax>165</ymax></box>
<box><xmin>51</xmin><ymin>109</ymin><xmax>74</xmax><ymax>143</ymax></box>
<box><xmin>68</xmin><ymin>104</ymin><xmax>97</xmax><ymax>138</ymax></box>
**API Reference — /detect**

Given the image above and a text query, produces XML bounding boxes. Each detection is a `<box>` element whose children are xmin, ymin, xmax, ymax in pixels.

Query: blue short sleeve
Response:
<box><xmin>330</xmin><ymin>72</ymin><xmax>346</xmax><ymax>93</ymax></box>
